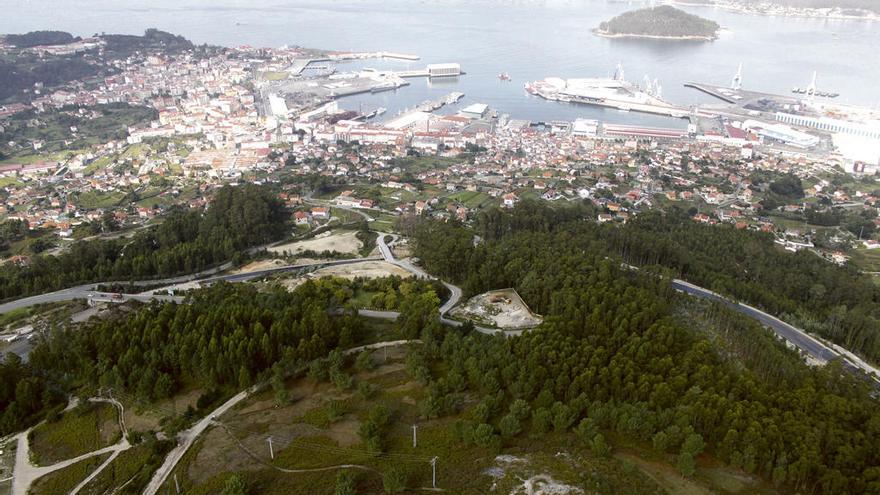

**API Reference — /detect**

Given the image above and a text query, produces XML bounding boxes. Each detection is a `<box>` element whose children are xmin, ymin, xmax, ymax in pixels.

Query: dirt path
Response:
<box><xmin>11</xmin><ymin>395</ymin><xmax>130</xmax><ymax>495</ymax></box>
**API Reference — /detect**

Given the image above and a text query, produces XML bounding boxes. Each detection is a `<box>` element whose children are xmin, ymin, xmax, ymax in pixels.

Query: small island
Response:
<box><xmin>596</xmin><ymin>5</ymin><xmax>720</xmax><ymax>40</ymax></box>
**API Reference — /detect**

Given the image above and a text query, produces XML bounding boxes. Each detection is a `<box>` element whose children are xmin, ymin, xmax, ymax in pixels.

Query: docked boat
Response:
<box><xmin>371</xmin><ymin>81</ymin><xmax>400</xmax><ymax>93</ymax></box>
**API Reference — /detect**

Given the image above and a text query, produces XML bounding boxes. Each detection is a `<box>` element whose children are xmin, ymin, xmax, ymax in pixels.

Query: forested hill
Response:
<box><xmin>0</xmin><ymin>184</ymin><xmax>288</xmax><ymax>300</ymax></box>
<box><xmin>0</xmin><ymin>29</ymin><xmax>196</xmax><ymax>102</ymax></box>
<box><xmin>407</xmin><ymin>201</ymin><xmax>880</xmax><ymax>493</ymax></box>
<box><xmin>598</xmin><ymin>6</ymin><xmax>721</xmax><ymax>39</ymax></box>
<box><xmin>2</xmin><ymin>31</ymin><xmax>78</xmax><ymax>48</ymax></box>
<box><xmin>411</xmin><ymin>199</ymin><xmax>880</xmax><ymax>364</ymax></box>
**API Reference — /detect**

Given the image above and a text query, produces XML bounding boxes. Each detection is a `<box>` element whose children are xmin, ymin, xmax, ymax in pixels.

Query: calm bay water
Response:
<box><xmin>2</xmin><ymin>0</ymin><xmax>879</xmax><ymax>127</ymax></box>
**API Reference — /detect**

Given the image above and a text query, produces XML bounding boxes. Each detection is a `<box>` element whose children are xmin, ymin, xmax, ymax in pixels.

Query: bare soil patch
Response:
<box><xmin>452</xmin><ymin>288</ymin><xmax>543</xmax><ymax>329</ymax></box>
<box><xmin>268</xmin><ymin>231</ymin><xmax>362</xmax><ymax>256</ymax></box>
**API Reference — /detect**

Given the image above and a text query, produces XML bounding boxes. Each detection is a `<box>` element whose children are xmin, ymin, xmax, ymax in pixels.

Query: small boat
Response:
<box><xmin>498</xmin><ymin>72</ymin><xmax>511</xmax><ymax>81</ymax></box>
<box><xmin>375</xmin><ymin>107</ymin><xmax>386</xmax><ymax>116</ymax></box>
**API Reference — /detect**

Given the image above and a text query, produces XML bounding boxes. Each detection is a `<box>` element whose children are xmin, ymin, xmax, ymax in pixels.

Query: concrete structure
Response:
<box><xmin>426</xmin><ymin>63</ymin><xmax>461</xmax><ymax>78</ymax></box>
<box><xmin>461</xmin><ymin>103</ymin><xmax>488</xmax><ymax>119</ymax></box>
<box><xmin>742</xmin><ymin>120</ymin><xmax>820</xmax><ymax>148</ymax></box>
<box><xmin>602</xmin><ymin>124</ymin><xmax>687</xmax><ymax>140</ymax></box>
<box><xmin>572</xmin><ymin>118</ymin><xmax>599</xmax><ymax>136</ymax></box>
<box><xmin>775</xmin><ymin>112</ymin><xmax>880</xmax><ymax>140</ymax></box>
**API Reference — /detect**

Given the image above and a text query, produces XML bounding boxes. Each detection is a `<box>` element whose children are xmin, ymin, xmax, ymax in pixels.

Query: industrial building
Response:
<box><xmin>426</xmin><ymin>63</ymin><xmax>461</xmax><ymax>78</ymax></box>
<box><xmin>742</xmin><ymin>120</ymin><xmax>820</xmax><ymax>148</ymax></box>
<box><xmin>602</xmin><ymin>124</ymin><xmax>687</xmax><ymax>140</ymax></box>
<box><xmin>460</xmin><ymin>103</ymin><xmax>489</xmax><ymax>119</ymax></box>
<box><xmin>572</xmin><ymin>119</ymin><xmax>599</xmax><ymax>136</ymax></box>
<box><xmin>775</xmin><ymin>112</ymin><xmax>880</xmax><ymax>140</ymax></box>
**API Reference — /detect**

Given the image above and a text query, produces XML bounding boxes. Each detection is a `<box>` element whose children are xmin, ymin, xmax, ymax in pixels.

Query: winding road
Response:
<box><xmin>671</xmin><ymin>279</ymin><xmax>880</xmax><ymax>381</ymax></box>
<box><xmin>12</xmin><ymin>396</ymin><xmax>130</xmax><ymax>495</ymax></box>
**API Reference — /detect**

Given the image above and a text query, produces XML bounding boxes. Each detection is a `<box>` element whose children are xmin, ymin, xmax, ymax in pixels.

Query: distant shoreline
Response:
<box><xmin>666</xmin><ymin>0</ymin><xmax>880</xmax><ymax>20</ymax></box>
<box><xmin>593</xmin><ymin>29</ymin><xmax>717</xmax><ymax>41</ymax></box>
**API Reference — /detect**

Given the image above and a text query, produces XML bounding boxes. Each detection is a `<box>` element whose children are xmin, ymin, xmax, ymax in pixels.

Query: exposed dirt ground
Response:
<box><xmin>231</xmin><ymin>259</ymin><xmax>288</xmax><ymax>274</ymax></box>
<box><xmin>452</xmin><ymin>288</ymin><xmax>543</xmax><ymax>329</ymax></box>
<box><xmin>268</xmin><ymin>231</ymin><xmax>362</xmax><ymax>256</ymax></box>
<box><xmin>308</xmin><ymin>261</ymin><xmax>411</xmax><ymax>280</ymax></box>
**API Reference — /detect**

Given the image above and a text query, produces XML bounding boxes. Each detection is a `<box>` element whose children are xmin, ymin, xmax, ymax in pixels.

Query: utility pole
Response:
<box><xmin>430</xmin><ymin>456</ymin><xmax>438</xmax><ymax>488</ymax></box>
<box><xmin>267</xmin><ymin>436</ymin><xmax>275</xmax><ymax>460</ymax></box>
<box><xmin>412</xmin><ymin>424</ymin><xmax>419</xmax><ymax>448</ymax></box>
<box><xmin>173</xmin><ymin>474</ymin><xmax>180</xmax><ymax>495</ymax></box>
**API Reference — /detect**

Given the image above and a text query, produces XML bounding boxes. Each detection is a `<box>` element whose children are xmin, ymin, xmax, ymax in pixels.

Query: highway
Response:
<box><xmin>671</xmin><ymin>279</ymin><xmax>880</xmax><ymax>382</ymax></box>
<box><xmin>0</xmin><ymin>257</ymin><xmax>384</xmax><ymax>362</ymax></box>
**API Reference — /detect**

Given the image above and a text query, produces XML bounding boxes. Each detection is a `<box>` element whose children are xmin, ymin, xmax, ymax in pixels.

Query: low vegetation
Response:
<box><xmin>27</xmin><ymin>453</ymin><xmax>110</xmax><ymax>495</ymax></box>
<box><xmin>79</xmin><ymin>437</ymin><xmax>173</xmax><ymax>495</ymax></box>
<box><xmin>29</xmin><ymin>401</ymin><xmax>121</xmax><ymax>466</ymax></box>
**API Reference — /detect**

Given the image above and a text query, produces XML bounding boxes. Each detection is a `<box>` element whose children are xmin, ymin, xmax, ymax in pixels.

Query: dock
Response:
<box><xmin>288</xmin><ymin>58</ymin><xmax>331</xmax><ymax>75</ymax></box>
<box><xmin>685</xmin><ymin>82</ymin><xmax>804</xmax><ymax>108</ymax></box>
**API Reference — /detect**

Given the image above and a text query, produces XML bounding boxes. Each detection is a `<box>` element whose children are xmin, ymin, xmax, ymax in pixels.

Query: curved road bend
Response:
<box><xmin>12</xmin><ymin>396</ymin><xmax>130</xmax><ymax>495</ymax></box>
<box><xmin>671</xmin><ymin>279</ymin><xmax>880</xmax><ymax>382</ymax></box>
<box><xmin>377</xmin><ymin>235</ymin><xmax>519</xmax><ymax>336</ymax></box>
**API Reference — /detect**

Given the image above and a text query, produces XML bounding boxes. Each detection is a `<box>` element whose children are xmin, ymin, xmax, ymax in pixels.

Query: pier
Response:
<box><xmin>685</xmin><ymin>82</ymin><xmax>803</xmax><ymax>108</ymax></box>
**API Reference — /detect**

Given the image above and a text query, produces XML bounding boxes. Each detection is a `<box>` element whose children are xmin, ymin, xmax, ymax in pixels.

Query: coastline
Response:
<box><xmin>665</xmin><ymin>1</ymin><xmax>880</xmax><ymax>20</ymax></box>
<box><xmin>593</xmin><ymin>29</ymin><xmax>717</xmax><ymax>41</ymax></box>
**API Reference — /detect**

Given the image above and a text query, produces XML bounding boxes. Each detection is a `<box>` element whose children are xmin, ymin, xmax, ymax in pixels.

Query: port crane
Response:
<box><xmin>731</xmin><ymin>63</ymin><xmax>743</xmax><ymax>91</ymax></box>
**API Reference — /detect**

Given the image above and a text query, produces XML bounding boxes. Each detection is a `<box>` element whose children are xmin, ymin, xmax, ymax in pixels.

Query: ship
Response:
<box><xmin>370</xmin><ymin>81</ymin><xmax>401</xmax><ymax>93</ymax></box>
<box><xmin>524</xmin><ymin>64</ymin><xmax>683</xmax><ymax>117</ymax></box>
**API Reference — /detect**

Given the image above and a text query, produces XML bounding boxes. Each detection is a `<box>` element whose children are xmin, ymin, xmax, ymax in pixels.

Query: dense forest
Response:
<box><xmin>409</xmin><ymin>199</ymin><xmax>880</xmax><ymax>364</ymax></box>
<box><xmin>598</xmin><ymin>6</ymin><xmax>720</xmax><ymax>39</ymax></box>
<box><xmin>2</xmin><ymin>31</ymin><xmax>77</xmax><ymax>48</ymax></box>
<box><xmin>0</xmin><ymin>352</ymin><xmax>66</xmax><ymax>435</ymax></box>
<box><xmin>407</xmin><ymin>203</ymin><xmax>880</xmax><ymax>493</ymax></box>
<box><xmin>100</xmin><ymin>29</ymin><xmax>194</xmax><ymax>58</ymax></box>
<box><xmin>0</xmin><ymin>274</ymin><xmax>443</xmax><ymax>436</ymax></box>
<box><xmin>0</xmin><ymin>184</ymin><xmax>288</xmax><ymax>300</ymax></box>
<box><xmin>4</xmin><ymin>198</ymin><xmax>880</xmax><ymax>492</ymax></box>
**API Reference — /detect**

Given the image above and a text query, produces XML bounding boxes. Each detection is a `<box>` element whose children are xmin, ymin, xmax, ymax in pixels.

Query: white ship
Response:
<box><xmin>525</xmin><ymin>64</ymin><xmax>683</xmax><ymax>117</ymax></box>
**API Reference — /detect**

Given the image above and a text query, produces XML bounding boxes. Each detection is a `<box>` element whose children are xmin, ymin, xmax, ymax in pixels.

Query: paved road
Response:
<box><xmin>12</xmin><ymin>396</ymin><xmax>130</xmax><ymax>495</ymax></box>
<box><xmin>143</xmin><ymin>387</ymin><xmax>252</xmax><ymax>495</ymax></box>
<box><xmin>0</xmin><ymin>262</ymin><xmax>234</xmax><ymax>315</ymax></box>
<box><xmin>671</xmin><ymin>279</ymin><xmax>880</xmax><ymax>382</ymax></box>
<box><xmin>376</xmin><ymin>235</ymin><xmax>519</xmax><ymax>336</ymax></box>
<box><xmin>0</xmin><ymin>257</ymin><xmax>385</xmax><ymax>361</ymax></box>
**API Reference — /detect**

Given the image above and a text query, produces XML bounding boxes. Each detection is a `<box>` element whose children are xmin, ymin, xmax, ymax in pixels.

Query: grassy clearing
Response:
<box><xmin>0</xmin><ymin>300</ymin><xmax>85</xmax><ymax>331</ymax></box>
<box><xmin>30</xmin><ymin>402</ymin><xmax>121</xmax><ymax>466</ymax></box>
<box><xmin>168</xmin><ymin>346</ymin><xmax>691</xmax><ymax>494</ymax></box>
<box><xmin>849</xmin><ymin>247</ymin><xmax>880</xmax><ymax>273</ymax></box>
<box><xmin>0</xmin><ymin>177</ymin><xmax>22</xmax><ymax>188</ymax></box>
<box><xmin>0</xmin><ymin>438</ymin><xmax>16</xmax><ymax>495</ymax></box>
<box><xmin>73</xmin><ymin>190</ymin><xmax>126</xmax><ymax>209</ymax></box>
<box><xmin>78</xmin><ymin>440</ymin><xmax>171</xmax><ymax>495</ymax></box>
<box><xmin>448</xmin><ymin>190</ymin><xmax>493</xmax><ymax>209</ymax></box>
<box><xmin>262</xmin><ymin>71</ymin><xmax>290</xmax><ymax>81</ymax></box>
<box><xmin>28</xmin><ymin>452</ymin><xmax>110</xmax><ymax>495</ymax></box>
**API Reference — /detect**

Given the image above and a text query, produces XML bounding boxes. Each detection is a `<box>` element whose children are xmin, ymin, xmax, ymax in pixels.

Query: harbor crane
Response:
<box><xmin>731</xmin><ymin>63</ymin><xmax>743</xmax><ymax>91</ymax></box>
